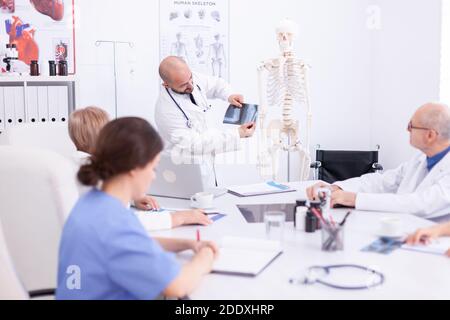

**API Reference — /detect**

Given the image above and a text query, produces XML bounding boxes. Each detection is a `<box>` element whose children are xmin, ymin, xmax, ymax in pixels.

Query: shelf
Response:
<box><xmin>0</xmin><ymin>75</ymin><xmax>77</xmax><ymax>83</ymax></box>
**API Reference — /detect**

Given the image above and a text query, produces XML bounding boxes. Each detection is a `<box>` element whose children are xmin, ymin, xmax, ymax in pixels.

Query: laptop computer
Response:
<box><xmin>149</xmin><ymin>153</ymin><xmax>227</xmax><ymax>200</ymax></box>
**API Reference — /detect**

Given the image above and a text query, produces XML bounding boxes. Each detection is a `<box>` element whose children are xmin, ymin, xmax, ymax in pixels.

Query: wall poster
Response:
<box><xmin>160</xmin><ymin>0</ymin><xmax>230</xmax><ymax>81</ymax></box>
<box><xmin>0</xmin><ymin>0</ymin><xmax>76</xmax><ymax>75</ymax></box>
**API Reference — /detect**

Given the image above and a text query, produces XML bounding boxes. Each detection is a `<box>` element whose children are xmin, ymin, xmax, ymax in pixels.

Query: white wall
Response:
<box><xmin>370</xmin><ymin>0</ymin><xmax>442</xmax><ymax>170</ymax></box>
<box><xmin>75</xmin><ymin>0</ymin><xmax>161</xmax><ymax>120</ymax></box>
<box><xmin>74</xmin><ymin>0</ymin><xmax>443</xmax><ymax>184</ymax></box>
<box><xmin>442</xmin><ymin>0</ymin><xmax>450</xmax><ymax>103</ymax></box>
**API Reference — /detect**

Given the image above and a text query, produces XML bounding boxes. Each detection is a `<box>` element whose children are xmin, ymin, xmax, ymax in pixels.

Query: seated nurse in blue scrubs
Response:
<box><xmin>57</xmin><ymin>117</ymin><xmax>219</xmax><ymax>300</ymax></box>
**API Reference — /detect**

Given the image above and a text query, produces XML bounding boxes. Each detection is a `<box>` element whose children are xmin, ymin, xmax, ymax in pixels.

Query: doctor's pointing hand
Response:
<box><xmin>155</xmin><ymin>56</ymin><xmax>256</xmax><ymax>187</ymax></box>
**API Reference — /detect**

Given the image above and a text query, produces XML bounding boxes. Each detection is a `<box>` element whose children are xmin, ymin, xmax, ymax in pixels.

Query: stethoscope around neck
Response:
<box><xmin>166</xmin><ymin>84</ymin><xmax>210</xmax><ymax>129</ymax></box>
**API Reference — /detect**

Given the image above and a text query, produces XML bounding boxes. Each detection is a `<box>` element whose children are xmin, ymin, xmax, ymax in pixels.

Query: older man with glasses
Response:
<box><xmin>306</xmin><ymin>102</ymin><xmax>450</xmax><ymax>219</ymax></box>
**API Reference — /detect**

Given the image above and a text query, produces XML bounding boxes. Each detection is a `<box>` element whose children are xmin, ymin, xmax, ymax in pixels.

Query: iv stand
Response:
<box><xmin>95</xmin><ymin>40</ymin><xmax>134</xmax><ymax>118</ymax></box>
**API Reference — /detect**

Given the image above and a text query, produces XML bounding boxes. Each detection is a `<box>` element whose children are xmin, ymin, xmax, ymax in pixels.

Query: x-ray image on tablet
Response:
<box><xmin>223</xmin><ymin>104</ymin><xmax>259</xmax><ymax>125</ymax></box>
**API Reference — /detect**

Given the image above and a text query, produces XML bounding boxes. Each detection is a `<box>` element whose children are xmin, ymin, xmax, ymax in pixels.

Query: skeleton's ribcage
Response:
<box><xmin>267</xmin><ymin>63</ymin><xmax>308</xmax><ymax>108</ymax></box>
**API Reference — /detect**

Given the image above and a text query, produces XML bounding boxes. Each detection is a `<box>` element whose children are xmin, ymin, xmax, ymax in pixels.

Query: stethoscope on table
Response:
<box><xmin>289</xmin><ymin>264</ymin><xmax>385</xmax><ymax>290</ymax></box>
<box><xmin>166</xmin><ymin>85</ymin><xmax>211</xmax><ymax>129</ymax></box>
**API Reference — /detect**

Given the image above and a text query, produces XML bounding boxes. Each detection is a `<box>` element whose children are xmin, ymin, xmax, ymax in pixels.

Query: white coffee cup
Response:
<box><xmin>191</xmin><ymin>192</ymin><xmax>214</xmax><ymax>209</ymax></box>
<box><xmin>379</xmin><ymin>218</ymin><xmax>403</xmax><ymax>238</ymax></box>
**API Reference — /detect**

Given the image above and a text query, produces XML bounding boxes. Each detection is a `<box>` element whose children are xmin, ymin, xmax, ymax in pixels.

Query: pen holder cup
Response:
<box><xmin>321</xmin><ymin>223</ymin><xmax>345</xmax><ymax>252</ymax></box>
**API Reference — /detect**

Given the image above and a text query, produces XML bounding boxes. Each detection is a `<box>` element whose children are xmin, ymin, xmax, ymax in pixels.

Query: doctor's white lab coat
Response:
<box><xmin>334</xmin><ymin>152</ymin><xmax>450</xmax><ymax>219</ymax></box>
<box><xmin>154</xmin><ymin>72</ymin><xmax>241</xmax><ymax>188</ymax></box>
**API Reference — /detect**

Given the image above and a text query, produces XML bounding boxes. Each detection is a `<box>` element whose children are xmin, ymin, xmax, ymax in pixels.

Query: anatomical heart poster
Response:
<box><xmin>160</xmin><ymin>0</ymin><xmax>230</xmax><ymax>81</ymax></box>
<box><xmin>0</xmin><ymin>0</ymin><xmax>75</xmax><ymax>74</ymax></box>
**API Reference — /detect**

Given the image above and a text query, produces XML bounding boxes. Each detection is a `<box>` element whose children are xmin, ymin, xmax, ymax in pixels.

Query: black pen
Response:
<box><xmin>339</xmin><ymin>211</ymin><xmax>352</xmax><ymax>226</ymax></box>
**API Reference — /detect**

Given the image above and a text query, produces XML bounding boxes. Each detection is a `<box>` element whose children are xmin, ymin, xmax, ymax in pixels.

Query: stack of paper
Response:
<box><xmin>228</xmin><ymin>181</ymin><xmax>296</xmax><ymax>197</ymax></box>
<box><xmin>401</xmin><ymin>238</ymin><xmax>450</xmax><ymax>256</ymax></box>
<box><xmin>212</xmin><ymin>237</ymin><xmax>283</xmax><ymax>277</ymax></box>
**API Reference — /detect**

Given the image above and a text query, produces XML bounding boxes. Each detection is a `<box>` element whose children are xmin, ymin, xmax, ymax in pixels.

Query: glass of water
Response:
<box><xmin>264</xmin><ymin>211</ymin><xmax>286</xmax><ymax>242</ymax></box>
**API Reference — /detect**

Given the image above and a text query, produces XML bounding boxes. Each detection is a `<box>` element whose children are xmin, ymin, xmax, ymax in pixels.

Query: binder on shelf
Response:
<box><xmin>47</xmin><ymin>86</ymin><xmax>59</xmax><ymax>123</ymax></box>
<box><xmin>13</xmin><ymin>86</ymin><xmax>25</xmax><ymax>125</ymax></box>
<box><xmin>3</xmin><ymin>87</ymin><xmax>15</xmax><ymax>129</ymax></box>
<box><xmin>0</xmin><ymin>87</ymin><xmax>5</xmax><ymax>132</ymax></box>
<box><xmin>57</xmin><ymin>86</ymin><xmax>69</xmax><ymax>123</ymax></box>
<box><xmin>37</xmin><ymin>86</ymin><xmax>49</xmax><ymax>123</ymax></box>
<box><xmin>26</xmin><ymin>86</ymin><xmax>39</xmax><ymax>124</ymax></box>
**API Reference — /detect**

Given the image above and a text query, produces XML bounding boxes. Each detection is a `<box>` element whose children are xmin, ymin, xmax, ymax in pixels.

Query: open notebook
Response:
<box><xmin>212</xmin><ymin>237</ymin><xmax>283</xmax><ymax>277</ymax></box>
<box><xmin>401</xmin><ymin>237</ymin><xmax>450</xmax><ymax>256</ymax></box>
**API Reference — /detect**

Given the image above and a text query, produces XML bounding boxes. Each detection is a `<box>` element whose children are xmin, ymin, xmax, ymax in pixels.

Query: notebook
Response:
<box><xmin>212</xmin><ymin>237</ymin><xmax>283</xmax><ymax>277</ymax></box>
<box><xmin>228</xmin><ymin>181</ymin><xmax>296</xmax><ymax>197</ymax></box>
<box><xmin>401</xmin><ymin>238</ymin><xmax>450</xmax><ymax>256</ymax></box>
<box><xmin>223</xmin><ymin>104</ymin><xmax>258</xmax><ymax>125</ymax></box>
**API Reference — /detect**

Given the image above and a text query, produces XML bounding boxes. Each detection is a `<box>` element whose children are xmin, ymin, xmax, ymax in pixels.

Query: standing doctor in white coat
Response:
<box><xmin>307</xmin><ymin>102</ymin><xmax>450</xmax><ymax>219</ymax></box>
<box><xmin>155</xmin><ymin>56</ymin><xmax>256</xmax><ymax>188</ymax></box>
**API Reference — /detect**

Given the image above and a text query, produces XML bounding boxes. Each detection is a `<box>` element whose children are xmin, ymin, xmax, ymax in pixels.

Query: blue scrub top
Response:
<box><xmin>56</xmin><ymin>189</ymin><xmax>181</xmax><ymax>300</ymax></box>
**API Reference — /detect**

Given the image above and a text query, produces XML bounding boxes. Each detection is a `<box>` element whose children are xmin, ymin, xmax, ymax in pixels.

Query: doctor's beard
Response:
<box><xmin>174</xmin><ymin>89</ymin><xmax>193</xmax><ymax>95</ymax></box>
<box><xmin>171</xmin><ymin>83</ymin><xmax>194</xmax><ymax>95</ymax></box>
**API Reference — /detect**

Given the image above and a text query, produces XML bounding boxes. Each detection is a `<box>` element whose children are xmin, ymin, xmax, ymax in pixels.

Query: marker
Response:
<box><xmin>196</xmin><ymin>229</ymin><xmax>201</xmax><ymax>242</ymax></box>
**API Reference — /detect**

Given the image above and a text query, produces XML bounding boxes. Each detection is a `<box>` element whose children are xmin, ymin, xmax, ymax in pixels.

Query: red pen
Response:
<box><xmin>310</xmin><ymin>207</ymin><xmax>328</xmax><ymax>226</ymax></box>
<box><xmin>196</xmin><ymin>229</ymin><xmax>201</xmax><ymax>242</ymax></box>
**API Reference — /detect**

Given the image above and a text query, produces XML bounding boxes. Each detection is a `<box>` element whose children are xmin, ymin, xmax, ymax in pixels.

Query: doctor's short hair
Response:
<box><xmin>78</xmin><ymin>117</ymin><xmax>164</xmax><ymax>186</ymax></box>
<box><xmin>421</xmin><ymin>103</ymin><xmax>450</xmax><ymax>140</ymax></box>
<box><xmin>159</xmin><ymin>56</ymin><xmax>187</xmax><ymax>83</ymax></box>
<box><xmin>69</xmin><ymin>106</ymin><xmax>110</xmax><ymax>154</ymax></box>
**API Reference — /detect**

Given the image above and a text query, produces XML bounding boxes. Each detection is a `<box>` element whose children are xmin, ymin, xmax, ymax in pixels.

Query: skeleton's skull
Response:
<box><xmin>276</xmin><ymin>19</ymin><xmax>298</xmax><ymax>53</ymax></box>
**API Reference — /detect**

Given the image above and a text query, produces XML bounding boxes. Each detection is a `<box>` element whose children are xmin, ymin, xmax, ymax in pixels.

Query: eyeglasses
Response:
<box><xmin>407</xmin><ymin>121</ymin><xmax>437</xmax><ymax>134</ymax></box>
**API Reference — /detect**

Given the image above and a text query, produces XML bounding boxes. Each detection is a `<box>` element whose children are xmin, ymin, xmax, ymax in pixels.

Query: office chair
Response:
<box><xmin>0</xmin><ymin>219</ymin><xmax>55</xmax><ymax>300</ymax></box>
<box><xmin>0</xmin><ymin>146</ymin><xmax>79</xmax><ymax>294</ymax></box>
<box><xmin>0</xmin><ymin>123</ymin><xmax>76</xmax><ymax>158</ymax></box>
<box><xmin>310</xmin><ymin>146</ymin><xmax>383</xmax><ymax>184</ymax></box>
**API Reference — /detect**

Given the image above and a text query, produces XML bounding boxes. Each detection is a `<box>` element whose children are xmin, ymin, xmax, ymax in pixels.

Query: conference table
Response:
<box><xmin>150</xmin><ymin>182</ymin><xmax>450</xmax><ymax>300</ymax></box>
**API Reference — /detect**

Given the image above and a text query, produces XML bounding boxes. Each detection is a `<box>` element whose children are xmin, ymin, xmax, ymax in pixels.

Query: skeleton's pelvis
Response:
<box><xmin>266</xmin><ymin>120</ymin><xmax>299</xmax><ymax>142</ymax></box>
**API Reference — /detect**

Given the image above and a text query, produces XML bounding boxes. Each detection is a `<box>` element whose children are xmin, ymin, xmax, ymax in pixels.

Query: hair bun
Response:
<box><xmin>77</xmin><ymin>163</ymin><xmax>100</xmax><ymax>186</ymax></box>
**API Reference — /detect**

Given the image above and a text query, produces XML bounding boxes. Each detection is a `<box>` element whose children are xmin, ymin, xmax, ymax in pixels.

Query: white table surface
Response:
<box><xmin>150</xmin><ymin>182</ymin><xmax>450</xmax><ymax>300</ymax></box>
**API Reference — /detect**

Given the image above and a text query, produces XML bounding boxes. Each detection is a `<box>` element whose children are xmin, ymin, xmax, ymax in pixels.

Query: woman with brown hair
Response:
<box><xmin>68</xmin><ymin>106</ymin><xmax>211</xmax><ymax>228</ymax></box>
<box><xmin>57</xmin><ymin>117</ymin><xmax>218</xmax><ymax>300</ymax></box>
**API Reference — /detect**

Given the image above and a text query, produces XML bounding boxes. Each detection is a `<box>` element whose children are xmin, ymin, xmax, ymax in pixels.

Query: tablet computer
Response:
<box><xmin>223</xmin><ymin>103</ymin><xmax>258</xmax><ymax>125</ymax></box>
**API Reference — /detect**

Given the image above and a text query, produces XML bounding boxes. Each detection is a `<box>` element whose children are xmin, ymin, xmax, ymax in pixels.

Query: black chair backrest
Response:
<box><xmin>317</xmin><ymin>150</ymin><xmax>379</xmax><ymax>184</ymax></box>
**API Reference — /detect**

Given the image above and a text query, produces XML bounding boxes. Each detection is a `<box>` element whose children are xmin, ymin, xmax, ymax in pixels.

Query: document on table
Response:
<box><xmin>212</xmin><ymin>237</ymin><xmax>283</xmax><ymax>277</ymax></box>
<box><xmin>135</xmin><ymin>208</ymin><xmax>226</xmax><ymax>231</ymax></box>
<box><xmin>134</xmin><ymin>209</ymin><xmax>174</xmax><ymax>231</ymax></box>
<box><xmin>228</xmin><ymin>181</ymin><xmax>296</xmax><ymax>197</ymax></box>
<box><xmin>401</xmin><ymin>238</ymin><xmax>450</xmax><ymax>256</ymax></box>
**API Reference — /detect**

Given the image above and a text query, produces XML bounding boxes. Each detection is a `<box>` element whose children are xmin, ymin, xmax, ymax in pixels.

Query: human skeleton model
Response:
<box><xmin>209</xmin><ymin>34</ymin><xmax>226</xmax><ymax>78</ymax></box>
<box><xmin>257</xmin><ymin>20</ymin><xmax>312</xmax><ymax>181</ymax></box>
